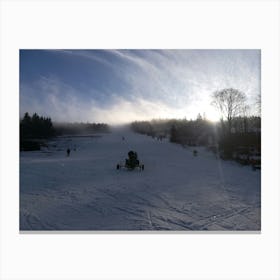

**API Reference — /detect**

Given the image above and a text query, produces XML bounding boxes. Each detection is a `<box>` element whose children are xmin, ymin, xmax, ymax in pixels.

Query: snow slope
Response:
<box><xmin>20</xmin><ymin>127</ymin><xmax>260</xmax><ymax>231</ymax></box>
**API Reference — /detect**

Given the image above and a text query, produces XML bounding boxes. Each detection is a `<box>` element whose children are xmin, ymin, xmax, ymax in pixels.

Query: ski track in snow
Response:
<box><xmin>20</xmin><ymin>127</ymin><xmax>261</xmax><ymax>231</ymax></box>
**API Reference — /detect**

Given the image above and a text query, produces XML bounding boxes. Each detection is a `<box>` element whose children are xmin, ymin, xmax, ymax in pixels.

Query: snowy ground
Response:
<box><xmin>20</xmin><ymin>127</ymin><xmax>261</xmax><ymax>231</ymax></box>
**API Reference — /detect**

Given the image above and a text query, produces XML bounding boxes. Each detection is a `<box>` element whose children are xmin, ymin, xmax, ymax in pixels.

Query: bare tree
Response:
<box><xmin>211</xmin><ymin>88</ymin><xmax>246</xmax><ymax>133</ymax></box>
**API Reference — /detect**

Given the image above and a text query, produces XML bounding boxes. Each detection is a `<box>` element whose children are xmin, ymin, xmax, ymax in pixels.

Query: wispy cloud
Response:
<box><xmin>20</xmin><ymin>49</ymin><xmax>261</xmax><ymax>123</ymax></box>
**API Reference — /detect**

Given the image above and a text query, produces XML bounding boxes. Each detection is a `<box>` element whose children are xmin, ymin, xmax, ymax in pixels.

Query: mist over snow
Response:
<box><xmin>20</xmin><ymin>49</ymin><xmax>261</xmax><ymax>124</ymax></box>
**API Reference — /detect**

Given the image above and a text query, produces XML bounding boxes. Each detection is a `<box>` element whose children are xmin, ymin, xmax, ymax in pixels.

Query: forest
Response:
<box><xmin>20</xmin><ymin>112</ymin><xmax>110</xmax><ymax>151</ymax></box>
<box><xmin>131</xmin><ymin>114</ymin><xmax>261</xmax><ymax>165</ymax></box>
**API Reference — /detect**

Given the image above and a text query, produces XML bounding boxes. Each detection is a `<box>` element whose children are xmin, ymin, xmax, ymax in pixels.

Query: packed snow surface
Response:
<box><xmin>20</xmin><ymin>127</ymin><xmax>260</xmax><ymax>231</ymax></box>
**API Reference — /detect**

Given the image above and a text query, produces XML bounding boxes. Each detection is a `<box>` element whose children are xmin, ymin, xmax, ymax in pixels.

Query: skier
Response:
<box><xmin>193</xmin><ymin>150</ymin><xmax>198</xmax><ymax>157</ymax></box>
<box><xmin>67</xmin><ymin>148</ymin><xmax>71</xmax><ymax>157</ymax></box>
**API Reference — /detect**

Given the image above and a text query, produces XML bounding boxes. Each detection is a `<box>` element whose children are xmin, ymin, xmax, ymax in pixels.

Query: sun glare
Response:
<box><xmin>204</xmin><ymin>106</ymin><xmax>220</xmax><ymax>122</ymax></box>
<box><xmin>186</xmin><ymin>102</ymin><xmax>220</xmax><ymax>123</ymax></box>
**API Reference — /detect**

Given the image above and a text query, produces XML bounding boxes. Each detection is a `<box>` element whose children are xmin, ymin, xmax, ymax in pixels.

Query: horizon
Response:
<box><xmin>19</xmin><ymin>112</ymin><xmax>226</xmax><ymax>126</ymax></box>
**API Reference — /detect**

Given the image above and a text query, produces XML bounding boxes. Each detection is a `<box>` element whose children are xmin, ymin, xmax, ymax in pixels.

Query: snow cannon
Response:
<box><xmin>116</xmin><ymin>150</ymin><xmax>144</xmax><ymax>171</ymax></box>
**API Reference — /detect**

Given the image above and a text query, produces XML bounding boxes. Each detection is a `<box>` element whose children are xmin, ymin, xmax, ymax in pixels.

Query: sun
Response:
<box><xmin>204</xmin><ymin>106</ymin><xmax>221</xmax><ymax>122</ymax></box>
<box><xmin>187</xmin><ymin>102</ymin><xmax>221</xmax><ymax>122</ymax></box>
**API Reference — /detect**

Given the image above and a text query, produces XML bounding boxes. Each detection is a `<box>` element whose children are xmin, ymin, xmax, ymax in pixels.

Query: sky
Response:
<box><xmin>20</xmin><ymin>49</ymin><xmax>261</xmax><ymax>124</ymax></box>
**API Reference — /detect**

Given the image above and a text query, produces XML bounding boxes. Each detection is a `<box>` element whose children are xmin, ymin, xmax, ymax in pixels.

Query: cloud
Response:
<box><xmin>103</xmin><ymin>49</ymin><xmax>260</xmax><ymax>107</ymax></box>
<box><xmin>20</xmin><ymin>49</ymin><xmax>261</xmax><ymax>123</ymax></box>
<box><xmin>20</xmin><ymin>76</ymin><xmax>182</xmax><ymax>124</ymax></box>
<box><xmin>46</xmin><ymin>49</ymin><xmax>114</xmax><ymax>69</ymax></box>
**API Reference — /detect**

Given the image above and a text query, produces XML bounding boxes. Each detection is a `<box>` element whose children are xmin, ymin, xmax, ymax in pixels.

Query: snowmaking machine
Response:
<box><xmin>116</xmin><ymin>150</ymin><xmax>144</xmax><ymax>171</ymax></box>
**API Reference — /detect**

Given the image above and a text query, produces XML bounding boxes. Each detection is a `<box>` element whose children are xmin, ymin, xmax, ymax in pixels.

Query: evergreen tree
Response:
<box><xmin>20</xmin><ymin>112</ymin><xmax>55</xmax><ymax>139</ymax></box>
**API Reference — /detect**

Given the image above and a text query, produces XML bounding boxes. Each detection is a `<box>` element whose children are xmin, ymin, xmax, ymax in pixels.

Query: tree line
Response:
<box><xmin>131</xmin><ymin>115</ymin><xmax>260</xmax><ymax>158</ymax></box>
<box><xmin>131</xmin><ymin>116</ymin><xmax>215</xmax><ymax>146</ymax></box>
<box><xmin>54</xmin><ymin>122</ymin><xmax>110</xmax><ymax>135</ymax></box>
<box><xmin>20</xmin><ymin>112</ymin><xmax>110</xmax><ymax>150</ymax></box>
<box><xmin>20</xmin><ymin>112</ymin><xmax>55</xmax><ymax>139</ymax></box>
<box><xmin>211</xmin><ymin>88</ymin><xmax>261</xmax><ymax>159</ymax></box>
<box><xmin>131</xmin><ymin>88</ymin><xmax>261</xmax><ymax>161</ymax></box>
